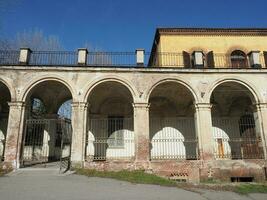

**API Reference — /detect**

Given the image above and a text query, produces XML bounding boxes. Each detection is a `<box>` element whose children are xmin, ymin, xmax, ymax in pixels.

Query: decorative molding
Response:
<box><xmin>195</xmin><ymin>103</ymin><xmax>213</xmax><ymax>110</ymax></box>
<box><xmin>8</xmin><ymin>101</ymin><xmax>25</xmax><ymax>109</ymax></box>
<box><xmin>132</xmin><ymin>103</ymin><xmax>150</xmax><ymax>109</ymax></box>
<box><xmin>71</xmin><ymin>102</ymin><xmax>90</xmax><ymax>111</ymax></box>
<box><xmin>157</xmin><ymin>28</ymin><xmax>267</xmax><ymax>36</ymax></box>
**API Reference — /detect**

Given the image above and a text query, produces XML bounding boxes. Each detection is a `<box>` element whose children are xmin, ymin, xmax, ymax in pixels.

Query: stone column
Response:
<box><xmin>70</xmin><ymin>102</ymin><xmax>89</xmax><ymax>167</ymax></box>
<box><xmin>254</xmin><ymin>103</ymin><xmax>267</xmax><ymax>159</ymax></box>
<box><xmin>194</xmin><ymin>103</ymin><xmax>214</xmax><ymax>160</ymax></box>
<box><xmin>4</xmin><ymin>101</ymin><xmax>26</xmax><ymax>168</ymax></box>
<box><xmin>133</xmin><ymin>103</ymin><xmax>150</xmax><ymax>167</ymax></box>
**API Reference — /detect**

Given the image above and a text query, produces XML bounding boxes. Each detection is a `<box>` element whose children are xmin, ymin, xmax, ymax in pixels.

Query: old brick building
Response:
<box><xmin>0</xmin><ymin>28</ymin><xmax>267</xmax><ymax>182</ymax></box>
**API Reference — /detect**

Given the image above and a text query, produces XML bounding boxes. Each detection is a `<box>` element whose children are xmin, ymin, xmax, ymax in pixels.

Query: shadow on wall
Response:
<box><xmin>150</xmin><ymin>117</ymin><xmax>197</xmax><ymax>160</ymax></box>
<box><xmin>86</xmin><ymin>118</ymin><xmax>134</xmax><ymax>160</ymax></box>
<box><xmin>212</xmin><ymin>117</ymin><xmax>263</xmax><ymax>159</ymax></box>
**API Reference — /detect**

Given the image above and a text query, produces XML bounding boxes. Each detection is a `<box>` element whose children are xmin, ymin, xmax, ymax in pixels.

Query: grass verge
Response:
<box><xmin>234</xmin><ymin>184</ymin><xmax>267</xmax><ymax>194</ymax></box>
<box><xmin>75</xmin><ymin>168</ymin><xmax>177</xmax><ymax>187</ymax></box>
<box><xmin>75</xmin><ymin>168</ymin><xmax>267</xmax><ymax>194</ymax></box>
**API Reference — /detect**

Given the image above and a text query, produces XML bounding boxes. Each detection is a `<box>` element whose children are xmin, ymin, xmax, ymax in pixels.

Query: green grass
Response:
<box><xmin>75</xmin><ymin>168</ymin><xmax>267</xmax><ymax>194</ymax></box>
<box><xmin>234</xmin><ymin>184</ymin><xmax>267</xmax><ymax>194</ymax></box>
<box><xmin>75</xmin><ymin>168</ymin><xmax>177</xmax><ymax>187</ymax></box>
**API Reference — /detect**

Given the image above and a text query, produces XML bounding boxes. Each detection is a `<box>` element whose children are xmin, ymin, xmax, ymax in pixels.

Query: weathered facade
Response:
<box><xmin>0</xmin><ymin>28</ymin><xmax>267</xmax><ymax>182</ymax></box>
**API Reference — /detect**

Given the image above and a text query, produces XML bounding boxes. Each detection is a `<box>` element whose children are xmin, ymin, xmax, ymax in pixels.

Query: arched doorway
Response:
<box><xmin>149</xmin><ymin>81</ymin><xmax>198</xmax><ymax>160</ymax></box>
<box><xmin>231</xmin><ymin>50</ymin><xmax>248</xmax><ymax>68</ymax></box>
<box><xmin>0</xmin><ymin>82</ymin><xmax>11</xmax><ymax>161</ymax></box>
<box><xmin>210</xmin><ymin>82</ymin><xmax>264</xmax><ymax>159</ymax></box>
<box><xmin>86</xmin><ymin>81</ymin><xmax>134</xmax><ymax>161</ymax></box>
<box><xmin>21</xmin><ymin>81</ymin><xmax>72</xmax><ymax>167</ymax></box>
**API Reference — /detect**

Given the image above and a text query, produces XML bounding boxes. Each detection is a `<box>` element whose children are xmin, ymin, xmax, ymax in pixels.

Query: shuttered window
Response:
<box><xmin>206</xmin><ymin>51</ymin><xmax>215</xmax><ymax>68</ymax></box>
<box><xmin>183</xmin><ymin>51</ymin><xmax>191</xmax><ymax>68</ymax></box>
<box><xmin>264</xmin><ymin>51</ymin><xmax>267</xmax><ymax>68</ymax></box>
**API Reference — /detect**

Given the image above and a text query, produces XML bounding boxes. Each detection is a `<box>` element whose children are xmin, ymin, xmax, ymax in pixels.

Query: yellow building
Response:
<box><xmin>149</xmin><ymin>28</ymin><xmax>267</xmax><ymax>68</ymax></box>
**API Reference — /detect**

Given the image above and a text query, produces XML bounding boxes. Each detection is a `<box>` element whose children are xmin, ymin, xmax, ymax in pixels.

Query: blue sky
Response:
<box><xmin>1</xmin><ymin>0</ymin><xmax>267</xmax><ymax>51</ymax></box>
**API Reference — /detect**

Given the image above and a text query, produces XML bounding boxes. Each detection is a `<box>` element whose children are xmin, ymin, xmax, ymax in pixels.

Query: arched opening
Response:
<box><xmin>86</xmin><ymin>81</ymin><xmax>134</xmax><ymax>161</ymax></box>
<box><xmin>0</xmin><ymin>82</ymin><xmax>11</xmax><ymax>161</ymax></box>
<box><xmin>149</xmin><ymin>82</ymin><xmax>198</xmax><ymax>160</ymax></box>
<box><xmin>231</xmin><ymin>50</ymin><xmax>248</xmax><ymax>68</ymax></box>
<box><xmin>210</xmin><ymin>82</ymin><xmax>264</xmax><ymax>159</ymax></box>
<box><xmin>21</xmin><ymin>81</ymin><xmax>72</xmax><ymax>167</ymax></box>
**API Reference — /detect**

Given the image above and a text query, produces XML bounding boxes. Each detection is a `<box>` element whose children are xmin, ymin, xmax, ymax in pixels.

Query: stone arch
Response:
<box><xmin>0</xmin><ymin>78</ymin><xmax>16</xmax><ymax>101</ymax></box>
<box><xmin>209</xmin><ymin>78</ymin><xmax>264</xmax><ymax>159</ymax></box>
<box><xmin>226</xmin><ymin>46</ymin><xmax>249</xmax><ymax>55</ymax></box>
<box><xmin>20</xmin><ymin>77</ymin><xmax>74</xmax><ymax>166</ymax></box>
<box><xmin>145</xmin><ymin>78</ymin><xmax>199</xmax><ymax>103</ymax></box>
<box><xmin>148</xmin><ymin>78</ymin><xmax>198</xmax><ymax>160</ymax></box>
<box><xmin>20</xmin><ymin>75</ymin><xmax>75</xmax><ymax>102</ymax></box>
<box><xmin>205</xmin><ymin>77</ymin><xmax>261</xmax><ymax>104</ymax></box>
<box><xmin>0</xmin><ymin>80</ymin><xmax>12</xmax><ymax>160</ymax></box>
<box><xmin>83</xmin><ymin>76</ymin><xmax>138</xmax><ymax>103</ymax></box>
<box><xmin>85</xmin><ymin>78</ymin><xmax>135</xmax><ymax>161</ymax></box>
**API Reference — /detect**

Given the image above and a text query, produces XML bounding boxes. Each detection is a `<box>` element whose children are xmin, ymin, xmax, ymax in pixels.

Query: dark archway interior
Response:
<box><xmin>86</xmin><ymin>81</ymin><xmax>134</xmax><ymax>160</ymax></box>
<box><xmin>88</xmin><ymin>82</ymin><xmax>133</xmax><ymax>117</ymax></box>
<box><xmin>0</xmin><ymin>82</ymin><xmax>11</xmax><ymax>160</ymax></box>
<box><xmin>149</xmin><ymin>82</ymin><xmax>194</xmax><ymax>117</ymax></box>
<box><xmin>210</xmin><ymin>82</ymin><xmax>263</xmax><ymax>159</ymax></box>
<box><xmin>149</xmin><ymin>82</ymin><xmax>197</xmax><ymax>160</ymax></box>
<box><xmin>211</xmin><ymin>82</ymin><xmax>255</xmax><ymax>117</ymax></box>
<box><xmin>26</xmin><ymin>81</ymin><xmax>72</xmax><ymax>117</ymax></box>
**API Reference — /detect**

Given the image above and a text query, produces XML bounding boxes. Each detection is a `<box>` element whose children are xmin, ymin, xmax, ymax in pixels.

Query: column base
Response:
<box><xmin>134</xmin><ymin>160</ymin><xmax>151</xmax><ymax>170</ymax></box>
<box><xmin>1</xmin><ymin>161</ymin><xmax>15</xmax><ymax>172</ymax></box>
<box><xmin>71</xmin><ymin>161</ymin><xmax>84</xmax><ymax>169</ymax></box>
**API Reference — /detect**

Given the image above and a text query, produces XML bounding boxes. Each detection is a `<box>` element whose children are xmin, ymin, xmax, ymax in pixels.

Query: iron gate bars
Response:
<box><xmin>21</xmin><ymin>118</ymin><xmax>72</xmax><ymax>169</ymax></box>
<box><xmin>86</xmin><ymin>118</ymin><xmax>134</xmax><ymax>161</ymax></box>
<box><xmin>149</xmin><ymin>117</ymin><xmax>198</xmax><ymax>160</ymax></box>
<box><xmin>212</xmin><ymin>117</ymin><xmax>264</xmax><ymax>159</ymax></box>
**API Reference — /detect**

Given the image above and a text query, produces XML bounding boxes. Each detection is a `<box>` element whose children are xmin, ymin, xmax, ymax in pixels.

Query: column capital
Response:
<box><xmin>194</xmin><ymin>103</ymin><xmax>212</xmax><ymax>110</ymax></box>
<box><xmin>71</xmin><ymin>102</ymin><xmax>90</xmax><ymax>108</ymax></box>
<box><xmin>132</xmin><ymin>102</ymin><xmax>150</xmax><ymax>109</ymax></box>
<box><xmin>254</xmin><ymin>103</ymin><xmax>267</xmax><ymax>110</ymax></box>
<box><xmin>8</xmin><ymin>101</ymin><xmax>26</xmax><ymax>108</ymax></box>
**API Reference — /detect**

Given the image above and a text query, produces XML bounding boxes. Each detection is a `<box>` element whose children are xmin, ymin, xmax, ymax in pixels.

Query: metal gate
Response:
<box><xmin>21</xmin><ymin>118</ymin><xmax>72</xmax><ymax>172</ymax></box>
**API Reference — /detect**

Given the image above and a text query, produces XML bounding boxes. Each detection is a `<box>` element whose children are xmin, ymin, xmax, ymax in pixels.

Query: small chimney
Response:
<box><xmin>78</xmin><ymin>48</ymin><xmax>88</xmax><ymax>65</ymax></box>
<box><xmin>248</xmin><ymin>51</ymin><xmax>261</xmax><ymax>68</ymax></box>
<box><xmin>136</xmin><ymin>49</ymin><xmax>145</xmax><ymax>66</ymax></box>
<box><xmin>19</xmin><ymin>48</ymin><xmax>32</xmax><ymax>65</ymax></box>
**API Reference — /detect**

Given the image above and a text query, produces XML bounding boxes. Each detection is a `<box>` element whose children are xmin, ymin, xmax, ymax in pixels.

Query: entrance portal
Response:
<box><xmin>20</xmin><ymin>81</ymin><xmax>72</xmax><ymax>171</ymax></box>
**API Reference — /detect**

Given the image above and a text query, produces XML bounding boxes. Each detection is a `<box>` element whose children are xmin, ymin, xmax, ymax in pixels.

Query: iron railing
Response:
<box><xmin>86</xmin><ymin>118</ymin><xmax>134</xmax><ymax>161</ymax></box>
<box><xmin>149</xmin><ymin>117</ymin><xmax>198</xmax><ymax>160</ymax></box>
<box><xmin>212</xmin><ymin>117</ymin><xmax>264</xmax><ymax>159</ymax></box>
<box><xmin>148</xmin><ymin>52</ymin><xmax>184</xmax><ymax>67</ymax></box>
<box><xmin>148</xmin><ymin>52</ymin><xmax>267</xmax><ymax>68</ymax></box>
<box><xmin>86</xmin><ymin>52</ymin><xmax>151</xmax><ymax>66</ymax></box>
<box><xmin>214</xmin><ymin>137</ymin><xmax>264</xmax><ymax>159</ymax></box>
<box><xmin>21</xmin><ymin>118</ymin><xmax>72</xmax><ymax>166</ymax></box>
<box><xmin>29</xmin><ymin>51</ymin><xmax>78</xmax><ymax>66</ymax></box>
<box><xmin>0</xmin><ymin>50</ymin><xmax>266</xmax><ymax>68</ymax></box>
<box><xmin>0</xmin><ymin>50</ymin><xmax>20</xmax><ymax>65</ymax></box>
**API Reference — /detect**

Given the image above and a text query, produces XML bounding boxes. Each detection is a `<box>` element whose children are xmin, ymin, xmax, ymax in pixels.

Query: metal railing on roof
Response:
<box><xmin>29</xmin><ymin>51</ymin><xmax>78</xmax><ymax>66</ymax></box>
<box><xmin>0</xmin><ymin>49</ymin><xmax>266</xmax><ymax>68</ymax></box>
<box><xmin>0</xmin><ymin>50</ymin><xmax>20</xmax><ymax>65</ymax></box>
